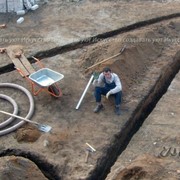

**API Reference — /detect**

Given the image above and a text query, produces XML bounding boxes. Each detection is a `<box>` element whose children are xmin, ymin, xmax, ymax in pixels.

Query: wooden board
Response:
<box><xmin>6</xmin><ymin>48</ymin><xmax>29</xmax><ymax>77</ymax></box>
<box><xmin>6</xmin><ymin>48</ymin><xmax>35</xmax><ymax>77</ymax></box>
<box><xmin>20</xmin><ymin>54</ymin><xmax>35</xmax><ymax>74</ymax></box>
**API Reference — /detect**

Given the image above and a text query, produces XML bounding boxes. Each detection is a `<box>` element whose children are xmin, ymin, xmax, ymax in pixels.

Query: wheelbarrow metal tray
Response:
<box><xmin>29</xmin><ymin>68</ymin><xmax>64</xmax><ymax>87</ymax></box>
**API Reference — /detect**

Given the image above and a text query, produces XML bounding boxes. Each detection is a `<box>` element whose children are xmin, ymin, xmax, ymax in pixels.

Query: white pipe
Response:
<box><xmin>76</xmin><ymin>75</ymin><xmax>94</xmax><ymax>110</ymax></box>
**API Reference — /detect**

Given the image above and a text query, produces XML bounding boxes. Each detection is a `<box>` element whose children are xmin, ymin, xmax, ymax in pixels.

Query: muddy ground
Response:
<box><xmin>0</xmin><ymin>0</ymin><xmax>180</xmax><ymax>179</ymax></box>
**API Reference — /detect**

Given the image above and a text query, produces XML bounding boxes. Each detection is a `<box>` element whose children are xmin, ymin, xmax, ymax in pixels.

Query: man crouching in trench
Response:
<box><xmin>93</xmin><ymin>67</ymin><xmax>122</xmax><ymax>115</ymax></box>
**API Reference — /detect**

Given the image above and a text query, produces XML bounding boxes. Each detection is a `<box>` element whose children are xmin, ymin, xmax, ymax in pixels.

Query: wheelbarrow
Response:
<box><xmin>16</xmin><ymin>57</ymin><xmax>64</xmax><ymax>97</ymax></box>
<box><xmin>28</xmin><ymin>68</ymin><xmax>64</xmax><ymax>97</ymax></box>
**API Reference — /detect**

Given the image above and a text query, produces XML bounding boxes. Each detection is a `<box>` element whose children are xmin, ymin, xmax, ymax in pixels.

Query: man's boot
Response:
<box><xmin>94</xmin><ymin>104</ymin><xmax>104</xmax><ymax>113</ymax></box>
<box><xmin>115</xmin><ymin>105</ymin><xmax>121</xmax><ymax>115</ymax></box>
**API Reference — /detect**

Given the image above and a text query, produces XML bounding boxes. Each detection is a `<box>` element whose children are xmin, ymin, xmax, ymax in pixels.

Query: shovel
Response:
<box><xmin>85</xmin><ymin>44</ymin><xmax>126</xmax><ymax>73</ymax></box>
<box><xmin>0</xmin><ymin>110</ymin><xmax>52</xmax><ymax>133</ymax></box>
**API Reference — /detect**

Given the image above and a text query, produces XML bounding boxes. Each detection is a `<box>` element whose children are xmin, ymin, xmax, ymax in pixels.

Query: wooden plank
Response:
<box><xmin>20</xmin><ymin>54</ymin><xmax>35</xmax><ymax>74</ymax></box>
<box><xmin>6</xmin><ymin>48</ymin><xmax>29</xmax><ymax>77</ymax></box>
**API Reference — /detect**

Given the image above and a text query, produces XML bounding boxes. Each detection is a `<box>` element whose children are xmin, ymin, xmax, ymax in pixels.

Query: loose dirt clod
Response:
<box><xmin>0</xmin><ymin>24</ymin><xmax>6</xmax><ymax>28</ymax></box>
<box><xmin>0</xmin><ymin>156</ymin><xmax>48</xmax><ymax>179</ymax></box>
<box><xmin>15</xmin><ymin>124</ymin><xmax>41</xmax><ymax>142</ymax></box>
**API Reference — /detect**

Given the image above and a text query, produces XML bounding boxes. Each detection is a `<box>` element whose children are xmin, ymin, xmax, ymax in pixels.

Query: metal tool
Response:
<box><xmin>0</xmin><ymin>110</ymin><xmax>52</xmax><ymax>133</ymax></box>
<box><xmin>85</xmin><ymin>143</ymin><xmax>96</xmax><ymax>163</ymax></box>
<box><xmin>159</xmin><ymin>146</ymin><xmax>170</xmax><ymax>157</ymax></box>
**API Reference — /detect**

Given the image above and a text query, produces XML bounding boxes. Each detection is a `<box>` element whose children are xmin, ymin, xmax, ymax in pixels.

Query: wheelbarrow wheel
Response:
<box><xmin>48</xmin><ymin>85</ymin><xmax>61</xmax><ymax>97</ymax></box>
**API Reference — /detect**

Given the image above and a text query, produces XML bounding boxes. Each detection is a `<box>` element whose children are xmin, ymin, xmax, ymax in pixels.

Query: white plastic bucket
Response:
<box><xmin>31</xmin><ymin>4</ymin><xmax>39</xmax><ymax>11</ymax></box>
<box><xmin>16</xmin><ymin>10</ymin><xmax>26</xmax><ymax>16</ymax></box>
<box><xmin>17</xmin><ymin>17</ymin><xmax>24</xmax><ymax>24</ymax></box>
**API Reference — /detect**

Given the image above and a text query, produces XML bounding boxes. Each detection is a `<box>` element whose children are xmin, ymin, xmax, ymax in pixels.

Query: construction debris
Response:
<box><xmin>0</xmin><ymin>24</ymin><xmax>6</xmax><ymax>28</ymax></box>
<box><xmin>0</xmin><ymin>48</ymin><xmax>6</xmax><ymax>54</ymax></box>
<box><xmin>0</xmin><ymin>0</ymin><xmax>38</xmax><ymax>13</ymax></box>
<box><xmin>14</xmin><ymin>51</ymin><xmax>22</xmax><ymax>58</ymax></box>
<box><xmin>0</xmin><ymin>1</ymin><xmax>39</xmax><ymax>25</ymax></box>
<box><xmin>16</xmin><ymin>10</ymin><xmax>26</xmax><ymax>15</ymax></box>
<box><xmin>17</xmin><ymin>17</ymin><xmax>24</xmax><ymax>24</ymax></box>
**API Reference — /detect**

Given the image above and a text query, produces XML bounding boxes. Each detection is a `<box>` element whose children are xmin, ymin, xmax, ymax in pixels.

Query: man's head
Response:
<box><xmin>103</xmin><ymin>67</ymin><xmax>112</xmax><ymax>79</ymax></box>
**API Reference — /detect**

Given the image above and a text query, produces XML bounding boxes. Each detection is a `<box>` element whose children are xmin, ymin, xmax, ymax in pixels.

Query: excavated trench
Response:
<box><xmin>0</xmin><ymin>51</ymin><xmax>179</xmax><ymax>180</ymax></box>
<box><xmin>0</xmin><ymin>149</ymin><xmax>60</xmax><ymax>180</ymax></box>
<box><xmin>87</xmin><ymin>51</ymin><xmax>180</xmax><ymax>180</ymax></box>
<box><xmin>0</xmin><ymin>14</ymin><xmax>180</xmax><ymax>180</ymax></box>
<box><xmin>0</xmin><ymin>13</ymin><xmax>180</xmax><ymax>75</ymax></box>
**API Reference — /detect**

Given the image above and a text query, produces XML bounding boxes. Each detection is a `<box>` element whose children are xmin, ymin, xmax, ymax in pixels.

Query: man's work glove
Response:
<box><xmin>93</xmin><ymin>72</ymin><xmax>100</xmax><ymax>80</ymax></box>
<box><xmin>106</xmin><ymin>91</ymin><xmax>111</xmax><ymax>99</ymax></box>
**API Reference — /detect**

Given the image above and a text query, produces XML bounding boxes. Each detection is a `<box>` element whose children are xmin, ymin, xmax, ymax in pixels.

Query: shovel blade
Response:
<box><xmin>38</xmin><ymin>124</ymin><xmax>52</xmax><ymax>132</ymax></box>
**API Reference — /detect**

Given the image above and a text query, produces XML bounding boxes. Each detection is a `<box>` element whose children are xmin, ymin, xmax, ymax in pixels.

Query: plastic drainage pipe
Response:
<box><xmin>0</xmin><ymin>94</ymin><xmax>18</xmax><ymax>129</ymax></box>
<box><xmin>0</xmin><ymin>83</ymin><xmax>35</xmax><ymax>136</ymax></box>
<box><xmin>76</xmin><ymin>75</ymin><xmax>94</xmax><ymax>110</ymax></box>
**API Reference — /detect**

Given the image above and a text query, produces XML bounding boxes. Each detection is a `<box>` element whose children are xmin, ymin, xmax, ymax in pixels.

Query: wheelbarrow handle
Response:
<box><xmin>32</xmin><ymin>56</ymin><xmax>45</xmax><ymax>68</ymax></box>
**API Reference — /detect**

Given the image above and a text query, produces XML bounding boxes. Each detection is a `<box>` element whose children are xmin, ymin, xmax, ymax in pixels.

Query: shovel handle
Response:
<box><xmin>85</xmin><ymin>150</ymin><xmax>90</xmax><ymax>163</ymax></box>
<box><xmin>85</xmin><ymin>45</ymin><xmax>126</xmax><ymax>72</ymax></box>
<box><xmin>0</xmin><ymin>110</ymin><xmax>38</xmax><ymax>125</ymax></box>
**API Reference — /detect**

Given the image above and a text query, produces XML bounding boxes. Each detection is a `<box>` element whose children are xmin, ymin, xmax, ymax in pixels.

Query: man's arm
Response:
<box><xmin>109</xmin><ymin>74</ymin><xmax>122</xmax><ymax>94</ymax></box>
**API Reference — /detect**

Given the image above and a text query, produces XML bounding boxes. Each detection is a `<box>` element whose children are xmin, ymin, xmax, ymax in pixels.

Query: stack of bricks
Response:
<box><xmin>0</xmin><ymin>0</ymin><xmax>24</xmax><ymax>13</ymax></box>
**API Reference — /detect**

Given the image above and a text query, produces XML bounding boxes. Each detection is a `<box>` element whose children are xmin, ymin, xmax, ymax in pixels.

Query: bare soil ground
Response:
<box><xmin>0</xmin><ymin>0</ymin><xmax>180</xmax><ymax>179</ymax></box>
<box><xmin>107</xmin><ymin>72</ymin><xmax>180</xmax><ymax>180</ymax></box>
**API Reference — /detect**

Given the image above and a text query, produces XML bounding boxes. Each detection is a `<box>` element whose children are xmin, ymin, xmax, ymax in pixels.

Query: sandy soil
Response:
<box><xmin>0</xmin><ymin>0</ymin><xmax>180</xmax><ymax>179</ymax></box>
<box><xmin>106</xmin><ymin>72</ymin><xmax>180</xmax><ymax>180</ymax></box>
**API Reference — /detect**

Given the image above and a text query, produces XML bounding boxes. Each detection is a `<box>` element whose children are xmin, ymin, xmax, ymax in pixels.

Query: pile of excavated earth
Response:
<box><xmin>0</xmin><ymin>0</ymin><xmax>180</xmax><ymax>179</ymax></box>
